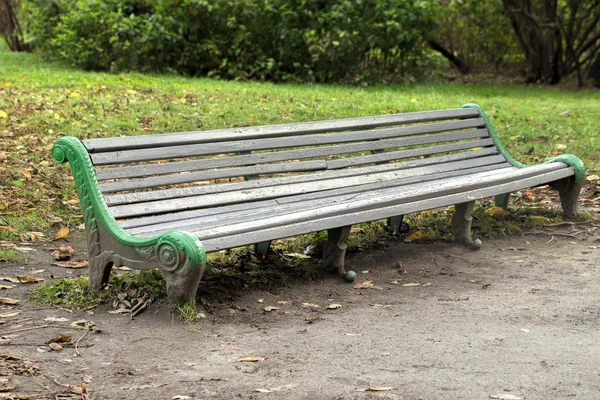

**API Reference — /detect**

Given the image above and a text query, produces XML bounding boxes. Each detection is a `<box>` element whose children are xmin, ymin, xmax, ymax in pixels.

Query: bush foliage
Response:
<box><xmin>25</xmin><ymin>0</ymin><xmax>440</xmax><ymax>83</ymax></box>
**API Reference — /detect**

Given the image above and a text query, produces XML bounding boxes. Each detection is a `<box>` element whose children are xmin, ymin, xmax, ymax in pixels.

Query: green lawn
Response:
<box><xmin>0</xmin><ymin>51</ymin><xmax>599</xmax><ymax>239</ymax></box>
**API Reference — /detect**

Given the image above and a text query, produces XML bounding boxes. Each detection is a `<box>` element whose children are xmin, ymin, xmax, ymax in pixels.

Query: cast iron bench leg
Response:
<box><xmin>452</xmin><ymin>201</ymin><xmax>482</xmax><ymax>250</ymax></box>
<box><xmin>550</xmin><ymin>176</ymin><xmax>582</xmax><ymax>218</ymax></box>
<box><xmin>324</xmin><ymin>225</ymin><xmax>356</xmax><ymax>282</ymax></box>
<box><xmin>495</xmin><ymin>193</ymin><xmax>511</xmax><ymax>209</ymax></box>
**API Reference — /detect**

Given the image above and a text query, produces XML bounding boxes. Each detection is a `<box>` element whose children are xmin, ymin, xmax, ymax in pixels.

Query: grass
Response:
<box><xmin>0</xmin><ymin>248</ymin><xmax>28</xmax><ymax>263</ymax></box>
<box><xmin>2</xmin><ymin>50</ymin><xmax>600</xmax><ymax>304</ymax></box>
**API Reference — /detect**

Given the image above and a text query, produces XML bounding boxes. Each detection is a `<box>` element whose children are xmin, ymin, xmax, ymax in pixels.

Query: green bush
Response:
<box><xmin>24</xmin><ymin>0</ymin><xmax>440</xmax><ymax>83</ymax></box>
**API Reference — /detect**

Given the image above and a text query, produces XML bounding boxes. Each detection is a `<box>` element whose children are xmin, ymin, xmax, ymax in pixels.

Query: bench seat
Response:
<box><xmin>52</xmin><ymin>104</ymin><xmax>585</xmax><ymax>303</ymax></box>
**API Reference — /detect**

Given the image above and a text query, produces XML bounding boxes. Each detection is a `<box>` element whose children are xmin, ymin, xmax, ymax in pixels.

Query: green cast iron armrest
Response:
<box><xmin>462</xmin><ymin>104</ymin><xmax>586</xmax><ymax>185</ymax></box>
<box><xmin>51</xmin><ymin>136</ymin><xmax>206</xmax><ymax>277</ymax></box>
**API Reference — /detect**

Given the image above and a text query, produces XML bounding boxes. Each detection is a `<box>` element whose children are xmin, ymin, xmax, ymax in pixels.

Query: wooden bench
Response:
<box><xmin>51</xmin><ymin>104</ymin><xmax>585</xmax><ymax>304</ymax></box>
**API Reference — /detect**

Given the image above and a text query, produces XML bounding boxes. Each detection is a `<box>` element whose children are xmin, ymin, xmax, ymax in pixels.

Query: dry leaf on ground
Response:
<box><xmin>0</xmin><ymin>277</ymin><xmax>20</xmax><ymax>283</ymax></box>
<box><xmin>0</xmin><ymin>286</ymin><xmax>12</xmax><ymax>290</ymax></box>
<box><xmin>0</xmin><ymin>297</ymin><xmax>20</xmax><ymax>305</ymax></box>
<box><xmin>326</xmin><ymin>304</ymin><xmax>342</xmax><ymax>309</ymax></box>
<box><xmin>264</xmin><ymin>306</ymin><xmax>279</xmax><ymax>312</ymax></box>
<box><xmin>364</xmin><ymin>387</ymin><xmax>394</xmax><ymax>392</ymax></box>
<box><xmin>48</xmin><ymin>343</ymin><xmax>63</xmax><ymax>352</ymax></box>
<box><xmin>0</xmin><ymin>312</ymin><xmax>20</xmax><ymax>318</ymax></box>
<box><xmin>16</xmin><ymin>275</ymin><xmax>43</xmax><ymax>283</ymax></box>
<box><xmin>53</xmin><ymin>226</ymin><xmax>69</xmax><ymax>240</ymax></box>
<box><xmin>403</xmin><ymin>282</ymin><xmax>421</xmax><ymax>287</ymax></box>
<box><xmin>239</xmin><ymin>357</ymin><xmax>265</xmax><ymax>362</ymax></box>
<box><xmin>51</xmin><ymin>246</ymin><xmax>74</xmax><ymax>260</ymax></box>
<box><xmin>484</xmin><ymin>207</ymin><xmax>511</xmax><ymax>218</ymax></box>
<box><xmin>44</xmin><ymin>317</ymin><xmax>69</xmax><ymax>323</ymax></box>
<box><xmin>49</xmin><ymin>333</ymin><xmax>72</xmax><ymax>343</ymax></box>
<box><xmin>52</xmin><ymin>261</ymin><xmax>88</xmax><ymax>269</ymax></box>
<box><xmin>302</xmin><ymin>303</ymin><xmax>319</xmax><ymax>308</ymax></box>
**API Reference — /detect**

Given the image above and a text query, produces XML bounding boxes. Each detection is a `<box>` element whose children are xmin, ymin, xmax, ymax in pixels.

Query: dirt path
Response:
<box><xmin>1</xmin><ymin>228</ymin><xmax>599</xmax><ymax>400</ymax></box>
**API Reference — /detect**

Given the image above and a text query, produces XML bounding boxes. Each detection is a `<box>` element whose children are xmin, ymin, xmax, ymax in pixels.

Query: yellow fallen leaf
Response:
<box><xmin>0</xmin><ymin>285</ymin><xmax>12</xmax><ymax>290</ymax></box>
<box><xmin>411</xmin><ymin>98</ymin><xmax>417</xmax><ymax>102</ymax></box>
<box><xmin>326</xmin><ymin>304</ymin><xmax>342</xmax><ymax>309</ymax></box>
<box><xmin>277</xmin><ymin>301</ymin><xmax>292</xmax><ymax>305</ymax></box>
<box><xmin>586</xmin><ymin>174</ymin><xmax>600</xmax><ymax>181</ymax></box>
<box><xmin>0</xmin><ymin>297</ymin><xmax>20</xmax><ymax>305</ymax></box>
<box><xmin>406</xmin><ymin>229</ymin><xmax>427</xmax><ymax>241</ymax></box>
<box><xmin>403</xmin><ymin>282</ymin><xmax>421</xmax><ymax>287</ymax></box>
<box><xmin>52</xmin><ymin>260</ymin><xmax>88</xmax><ymax>269</ymax></box>
<box><xmin>54</xmin><ymin>226</ymin><xmax>69</xmax><ymax>240</ymax></box>
<box><xmin>239</xmin><ymin>357</ymin><xmax>265</xmax><ymax>362</ymax></box>
<box><xmin>263</xmin><ymin>306</ymin><xmax>279</xmax><ymax>312</ymax></box>
<box><xmin>68</xmin><ymin>91</ymin><xmax>81</xmax><ymax>98</ymax></box>
<box><xmin>21</xmin><ymin>169</ymin><xmax>31</xmax><ymax>179</ymax></box>
<box><xmin>0</xmin><ymin>110</ymin><xmax>7</xmax><ymax>119</ymax></box>
<box><xmin>484</xmin><ymin>206</ymin><xmax>511</xmax><ymax>218</ymax></box>
<box><xmin>529</xmin><ymin>216</ymin><xmax>550</xmax><ymax>224</ymax></box>
<box><xmin>126</xmin><ymin>89</ymin><xmax>137</xmax><ymax>94</ymax></box>
<box><xmin>555</xmin><ymin>144</ymin><xmax>567</xmax><ymax>150</ymax></box>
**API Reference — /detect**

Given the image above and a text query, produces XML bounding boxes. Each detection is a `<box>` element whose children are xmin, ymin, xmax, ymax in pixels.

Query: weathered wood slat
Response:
<box><xmin>155</xmin><ymin>164</ymin><xmax>570</xmax><ymax>240</ymax></box>
<box><xmin>99</xmin><ymin>159</ymin><xmax>328</xmax><ymax>193</ymax></box>
<box><xmin>96</xmin><ymin>136</ymin><xmax>494</xmax><ymax>181</ymax></box>
<box><xmin>194</xmin><ymin>168</ymin><xmax>575</xmax><ymax>251</ymax></box>
<box><xmin>91</xmin><ymin>122</ymin><xmax>487</xmax><ymax>165</ymax></box>
<box><xmin>107</xmin><ymin>152</ymin><xmax>506</xmax><ymax>216</ymax></box>
<box><xmin>125</xmin><ymin>164</ymin><xmax>514</xmax><ymax>236</ymax></box>
<box><xmin>84</xmin><ymin>108</ymin><xmax>481</xmax><ymax>153</ymax></box>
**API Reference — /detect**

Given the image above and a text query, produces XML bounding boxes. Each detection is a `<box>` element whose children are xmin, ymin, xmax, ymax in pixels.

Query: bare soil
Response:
<box><xmin>1</xmin><ymin>227</ymin><xmax>600</xmax><ymax>400</ymax></box>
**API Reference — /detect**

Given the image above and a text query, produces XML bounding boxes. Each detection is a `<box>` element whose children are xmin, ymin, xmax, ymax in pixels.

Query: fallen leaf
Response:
<box><xmin>0</xmin><ymin>312</ymin><xmax>20</xmax><ymax>318</ymax></box>
<box><xmin>390</xmin><ymin>280</ymin><xmax>400</xmax><ymax>285</ymax></box>
<box><xmin>51</xmin><ymin>246</ymin><xmax>74</xmax><ymax>260</ymax></box>
<box><xmin>16</xmin><ymin>275</ymin><xmax>44</xmax><ymax>283</ymax></box>
<box><xmin>555</xmin><ymin>144</ymin><xmax>567</xmax><ymax>150</ymax></box>
<box><xmin>52</xmin><ymin>261</ymin><xmax>88</xmax><ymax>269</ymax></box>
<box><xmin>0</xmin><ymin>286</ymin><xmax>12</xmax><ymax>290</ymax></box>
<box><xmin>485</xmin><ymin>207</ymin><xmax>511</xmax><ymax>218</ymax></box>
<box><xmin>361</xmin><ymin>270</ymin><xmax>370</xmax><ymax>274</ymax></box>
<box><xmin>0</xmin><ymin>110</ymin><xmax>8</xmax><ymax>120</ymax></box>
<box><xmin>239</xmin><ymin>356</ymin><xmax>265</xmax><ymax>362</ymax></box>
<box><xmin>284</xmin><ymin>253</ymin><xmax>311</xmax><ymax>259</ymax></box>
<box><xmin>529</xmin><ymin>216</ymin><xmax>550</xmax><ymax>224</ymax></box>
<box><xmin>257</xmin><ymin>298</ymin><xmax>264</xmax><ymax>303</ymax></box>
<box><xmin>403</xmin><ymin>282</ymin><xmax>421</xmax><ymax>287</ymax></box>
<box><xmin>558</xmin><ymin>110</ymin><xmax>570</xmax><ymax>117</ymax></box>
<box><xmin>0</xmin><ymin>385</ymin><xmax>17</xmax><ymax>392</ymax></box>
<box><xmin>49</xmin><ymin>343</ymin><xmax>63</xmax><ymax>352</ymax></box>
<box><xmin>0</xmin><ymin>297</ymin><xmax>20</xmax><ymax>305</ymax></box>
<box><xmin>252</xmin><ymin>389</ymin><xmax>271</xmax><ymax>393</ymax></box>
<box><xmin>0</xmin><ymin>278</ymin><xmax>19</xmax><ymax>283</ymax></box>
<box><xmin>364</xmin><ymin>387</ymin><xmax>394</xmax><ymax>391</ymax></box>
<box><xmin>69</xmin><ymin>383</ymin><xmax>87</xmax><ymax>395</ymax></box>
<box><xmin>172</xmin><ymin>397</ymin><xmax>193</xmax><ymax>400</ymax></box>
<box><xmin>302</xmin><ymin>303</ymin><xmax>319</xmax><ymax>308</ymax></box>
<box><xmin>277</xmin><ymin>301</ymin><xmax>292</xmax><ymax>305</ymax></box>
<box><xmin>489</xmin><ymin>395</ymin><xmax>523</xmax><ymax>400</ymax></box>
<box><xmin>21</xmin><ymin>169</ymin><xmax>31</xmax><ymax>179</ymax></box>
<box><xmin>53</xmin><ymin>227</ymin><xmax>69</xmax><ymax>240</ymax></box>
<box><xmin>263</xmin><ymin>306</ymin><xmax>279</xmax><ymax>312</ymax></box>
<box><xmin>586</xmin><ymin>174</ymin><xmax>599</xmax><ymax>181</ymax></box>
<box><xmin>44</xmin><ymin>317</ymin><xmax>69</xmax><ymax>323</ymax></box>
<box><xmin>406</xmin><ymin>229</ymin><xmax>428</xmax><ymax>241</ymax></box>
<box><xmin>326</xmin><ymin>304</ymin><xmax>342</xmax><ymax>309</ymax></box>
<box><xmin>68</xmin><ymin>91</ymin><xmax>81</xmax><ymax>98</ymax></box>
<box><xmin>50</xmin><ymin>333</ymin><xmax>72</xmax><ymax>343</ymax></box>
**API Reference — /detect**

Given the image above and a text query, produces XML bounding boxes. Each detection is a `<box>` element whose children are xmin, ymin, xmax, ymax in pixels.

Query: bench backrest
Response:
<box><xmin>82</xmin><ymin>108</ymin><xmax>506</xmax><ymax>220</ymax></box>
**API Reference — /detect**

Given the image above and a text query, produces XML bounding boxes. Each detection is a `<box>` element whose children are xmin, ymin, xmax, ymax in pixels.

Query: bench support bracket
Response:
<box><xmin>550</xmin><ymin>176</ymin><xmax>582</xmax><ymax>218</ymax></box>
<box><xmin>324</xmin><ymin>226</ymin><xmax>356</xmax><ymax>282</ymax></box>
<box><xmin>452</xmin><ymin>201</ymin><xmax>482</xmax><ymax>250</ymax></box>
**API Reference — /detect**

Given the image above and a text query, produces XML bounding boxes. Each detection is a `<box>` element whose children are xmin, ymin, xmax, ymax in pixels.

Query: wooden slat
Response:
<box><xmin>106</xmin><ymin>149</ymin><xmax>503</xmax><ymax>209</ymax></box>
<box><xmin>109</xmin><ymin>155</ymin><xmax>507</xmax><ymax>219</ymax></box>
<box><xmin>125</xmin><ymin>164</ymin><xmax>512</xmax><ymax>236</ymax></box>
<box><xmin>84</xmin><ymin>108</ymin><xmax>481</xmax><ymax>152</ymax></box>
<box><xmin>149</xmin><ymin>164</ymin><xmax>569</xmax><ymax>240</ymax></box>
<box><xmin>195</xmin><ymin>168</ymin><xmax>573</xmax><ymax>251</ymax></box>
<box><xmin>99</xmin><ymin>159</ymin><xmax>328</xmax><ymax>193</ymax></box>
<box><xmin>96</xmin><ymin>135</ymin><xmax>494</xmax><ymax>181</ymax></box>
<box><xmin>90</xmin><ymin>121</ymin><xmax>486</xmax><ymax>165</ymax></box>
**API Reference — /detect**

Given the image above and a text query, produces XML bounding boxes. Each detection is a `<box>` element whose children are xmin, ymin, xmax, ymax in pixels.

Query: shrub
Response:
<box><xmin>24</xmin><ymin>0</ymin><xmax>440</xmax><ymax>83</ymax></box>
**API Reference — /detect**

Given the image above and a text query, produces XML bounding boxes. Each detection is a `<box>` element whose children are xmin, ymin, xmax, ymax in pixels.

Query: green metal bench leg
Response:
<box><xmin>386</xmin><ymin>215</ymin><xmax>404</xmax><ymax>235</ymax></box>
<box><xmin>452</xmin><ymin>201</ymin><xmax>482</xmax><ymax>250</ymax></box>
<box><xmin>254</xmin><ymin>241</ymin><xmax>272</xmax><ymax>256</ymax></box>
<box><xmin>324</xmin><ymin>225</ymin><xmax>356</xmax><ymax>282</ymax></box>
<box><xmin>549</xmin><ymin>176</ymin><xmax>582</xmax><ymax>218</ymax></box>
<box><xmin>495</xmin><ymin>193</ymin><xmax>510</xmax><ymax>209</ymax></box>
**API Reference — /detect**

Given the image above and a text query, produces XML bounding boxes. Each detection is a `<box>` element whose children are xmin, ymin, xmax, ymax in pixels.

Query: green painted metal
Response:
<box><xmin>386</xmin><ymin>215</ymin><xmax>405</xmax><ymax>235</ymax></box>
<box><xmin>51</xmin><ymin>137</ymin><xmax>206</xmax><ymax>277</ymax></box>
<box><xmin>254</xmin><ymin>241</ymin><xmax>272</xmax><ymax>256</ymax></box>
<box><xmin>462</xmin><ymin>104</ymin><xmax>586</xmax><ymax>185</ymax></box>
<box><xmin>494</xmin><ymin>193</ymin><xmax>510</xmax><ymax>209</ymax></box>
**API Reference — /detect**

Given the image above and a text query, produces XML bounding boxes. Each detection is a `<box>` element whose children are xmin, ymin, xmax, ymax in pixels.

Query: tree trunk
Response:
<box><xmin>427</xmin><ymin>40</ymin><xmax>471</xmax><ymax>74</ymax></box>
<box><xmin>589</xmin><ymin>52</ymin><xmax>600</xmax><ymax>88</ymax></box>
<box><xmin>0</xmin><ymin>0</ymin><xmax>30</xmax><ymax>52</ymax></box>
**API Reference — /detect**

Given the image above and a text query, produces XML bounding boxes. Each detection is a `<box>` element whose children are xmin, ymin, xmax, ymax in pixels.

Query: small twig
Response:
<box><xmin>132</xmin><ymin>300</ymin><xmax>151</xmax><ymax>318</ymax></box>
<box><xmin>75</xmin><ymin>328</ymin><xmax>90</xmax><ymax>357</ymax></box>
<box><xmin>30</xmin><ymin>371</ymin><xmax>54</xmax><ymax>394</ymax></box>
<box><xmin>545</xmin><ymin>236</ymin><xmax>556</xmax><ymax>244</ymax></box>
<box><xmin>0</xmin><ymin>325</ymin><xmax>48</xmax><ymax>335</ymax></box>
